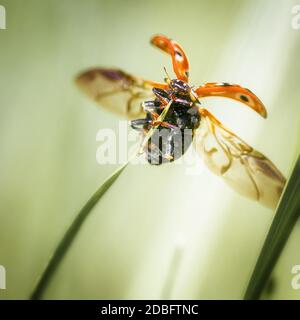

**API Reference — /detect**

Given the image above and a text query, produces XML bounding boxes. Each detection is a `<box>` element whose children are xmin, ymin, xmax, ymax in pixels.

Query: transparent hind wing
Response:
<box><xmin>76</xmin><ymin>68</ymin><xmax>165</xmax><ymax>119</ymax></box>
<box><xmin>194</xmin><ymin>108</ymin><xmax>286</xmax><ymax>209</ymax></box>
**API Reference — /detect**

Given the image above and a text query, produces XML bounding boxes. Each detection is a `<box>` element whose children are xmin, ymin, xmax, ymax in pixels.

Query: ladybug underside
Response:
<box><xmin>131</xmin><ymin>83</ymin><xmax>201</xmax><ymax>165</ymax></box>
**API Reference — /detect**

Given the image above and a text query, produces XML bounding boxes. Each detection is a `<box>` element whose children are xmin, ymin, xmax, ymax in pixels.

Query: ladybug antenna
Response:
<box><xmin>163</xmin><ymin>67</ymin><xmax>171</xmax><ymax>85</ymax></box>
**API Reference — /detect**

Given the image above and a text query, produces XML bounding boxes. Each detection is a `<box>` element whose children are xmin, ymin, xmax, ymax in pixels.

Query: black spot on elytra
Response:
<box><xmin>175</xmin><ymin>50</ymin><xmax>182</xmax><ymax>57</ymax></box>
<box><xmin>240</xmin><ymin>94</ymin><xmax>249</xmax><ymax>102</ymax></box>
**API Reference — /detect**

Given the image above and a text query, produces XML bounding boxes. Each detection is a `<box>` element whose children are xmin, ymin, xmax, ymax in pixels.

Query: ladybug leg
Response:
<box><xmin>150</xmin><ymin>112</ymin><xmax>177</xmax><ymax>129</ymax></box>
<box><xmin>142</xmin><ymin>100</ymin><xmax>161</xmax><ymax>112</ymax></box>
<box><xmin>173</xmin><ymin>97</ymin><xmax>193</xmax><ymax>107</ymax></box>
<box><xmin>130</xmin><ymin>118</ymin><xmax>151</xmax><ymax>130</ymax></box>
<box><xmin>152</xmin><ymin>88</ymin><xmax>171</xmax><ymax>105</ymax></box>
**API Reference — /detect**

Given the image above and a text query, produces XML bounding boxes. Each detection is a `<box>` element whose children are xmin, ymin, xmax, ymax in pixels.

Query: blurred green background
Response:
<box><xmin>0</xmin><ymin>0</ymin><xmax>299</xmax><ymax>299</ymax></box>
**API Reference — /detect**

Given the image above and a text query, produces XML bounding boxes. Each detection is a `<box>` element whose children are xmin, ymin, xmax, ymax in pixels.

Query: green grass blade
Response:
<box><xmin>30</xmin><ymin>101</ymin><xmax>172</xmax><ymax>300</ymax></box>
<box><xmin>30</xmin><ymin>162</ymin><xmax>129</xmax><ymax>300</ymax></box>
<box><xmin>244</xmin><ymin>155</ymin><xmax>300</xmax><ymax>300</ymax></box>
